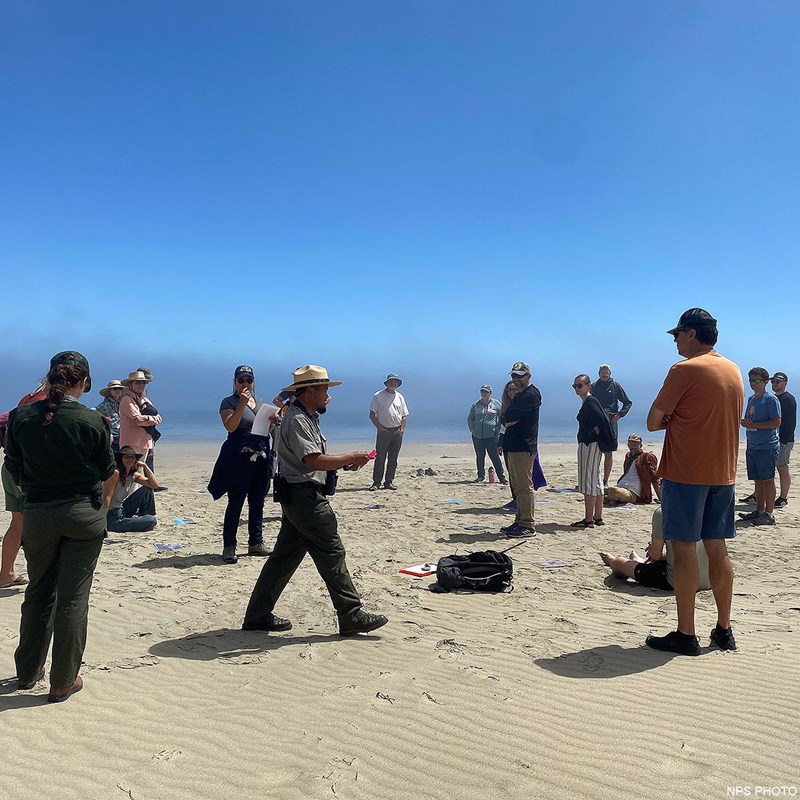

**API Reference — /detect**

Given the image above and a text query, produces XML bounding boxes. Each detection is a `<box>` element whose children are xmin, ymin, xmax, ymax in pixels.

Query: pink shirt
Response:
<box><xmin>118</xmin><ymin>393</ymin><xmax>157</xmax><ymax>451</ymax></box>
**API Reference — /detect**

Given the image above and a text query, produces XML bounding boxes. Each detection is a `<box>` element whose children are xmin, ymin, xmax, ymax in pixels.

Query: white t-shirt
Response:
<box><xmin>617</xmin><ymin>459</ymin><xmax>642</xmax><ymax>497</ymax></box>
<box><xmin>370</xmin><ymin>390</ymin><xmax>409</xmax><ymax>428</ymax></box>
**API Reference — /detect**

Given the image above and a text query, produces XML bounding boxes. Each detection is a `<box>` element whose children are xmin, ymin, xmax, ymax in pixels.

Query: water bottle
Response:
<box><xmin>488</xmin><ymin>467</ymin><xmax>497</xmax><ymax>484</ymax></box>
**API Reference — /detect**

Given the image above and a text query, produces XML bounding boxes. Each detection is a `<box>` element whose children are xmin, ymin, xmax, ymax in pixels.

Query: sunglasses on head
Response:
<box><xmin>236</xmin><ymin>377</ymin><xmax>254</xmax><ymax>384</ymax></box>
<box><xmin>572</xmin><ymin>382</ymin><xmax>585</xmax><ymax>389</ymax></box>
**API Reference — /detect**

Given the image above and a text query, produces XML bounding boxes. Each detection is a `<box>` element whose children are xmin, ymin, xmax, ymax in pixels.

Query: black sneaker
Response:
<box><xmin>738</xmin><ymin>493</ymin><xmax>757</xmax><ymax>504</ymax></box>
<box><xmin>339</xmin><ymin>610</ymin><xmax>388</xmax><ymax>636</ymax></box>
<box><xmin>500</xmin><ymin>523</ymin><xmax>522</xmax><ymax>533</ymax></box>
<box><xmin>645</xmin><ymin>630</ymin><xmax>701</xmax><ymax>656</ymax></box>
<box><xmin>774</xmin><ymin>496</ymin><xmax>788</xmax><ymax>508</ymax></box>
<box><xmin>738</xmin><ymin>509</ymin><xmax>760</xmax><ymax>521</ymax></box>
<box><xmin>751</xmin><ymin>511</ymin><xmax>776</xmax><ymax>526</ymax></box>
<box><xmin>242</xmin><ymin>613</ymin><xmax>293</xmax><ymax>632</ymax></box>
<box><xmin>709</xmin><ymin>624</ymin><xmax>737</xmax><ymax>651</ymax></box>
<box><xmin>504</xmin><ymin>524</ymin><xmax>535</xmax><ymax>538</ymax></box>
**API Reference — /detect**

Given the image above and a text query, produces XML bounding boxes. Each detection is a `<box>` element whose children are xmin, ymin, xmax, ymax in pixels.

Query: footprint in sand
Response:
<box><xmin>579</xmin><ymin>651</ymin><xmax>605</xmax><ymax>673</ymax></box>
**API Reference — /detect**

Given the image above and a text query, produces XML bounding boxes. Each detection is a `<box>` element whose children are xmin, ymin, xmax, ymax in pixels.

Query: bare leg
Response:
<box><xmin>777</xmin><ymin>465</ymin><xmax>791</xmax><ymax>500</ymax></box>
<box><xmin>593</xmin><ymin>494</ymin><xmax>604</xmax><ymax>520</ymax></box>
<box><xmin>763</xmin><ymin>479</ymin><xmax>776</xmax><ymax>513</ymax></box>
<box><xmin>603</xmin><ymin>452</ymin><xmax>613</xmax><ymax>485</ymax></box>
<box><xmin>703</xmin><ymin>539</ymin><xmax>733</xmax><ymax>629</ymax></box>
<box><xmin>599</xmin><ymin>551</ymin><xmax>642</xmax><ymax>579</ymax></box>
<box><xmin>754</xmin><ymin>480</ymin><xmax>766</xmax><ymax>513</ymax></box>
<box><xmin>671</xmin><ymin>541</ymin><xmax>699</xmax><ymax>635</ymax></box>
<box><xmin>582</xmin><ymin>495</ymin><xmax>594</xmax><ymax>523</ymax></box>
<box><xmin>0</xmin><ymin>512</ymin><xmax>26</xmax><ymax>586</ymax></box>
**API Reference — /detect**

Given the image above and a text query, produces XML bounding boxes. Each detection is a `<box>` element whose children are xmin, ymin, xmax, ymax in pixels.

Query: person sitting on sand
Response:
<box><xmin>605</xmin><ymin>434</ymin><xmax>661</xmax><ymax>505</ymax></box>
<box><xmin>106</xmin><ymin>446</ymin><xmax>159</xmax><ymax>533</ymax></box>
<box><xmin>599</xmin><ymin>507</ymin><xmax>710</xmax><ymax>592</ymax></box>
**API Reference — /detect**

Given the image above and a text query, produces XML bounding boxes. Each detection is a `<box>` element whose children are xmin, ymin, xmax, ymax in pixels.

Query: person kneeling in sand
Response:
<box><xmin>605</xmin><ymin>434</ymin><xmax>661</xmax><ymax>505</ymax></box>
<box><xmin>599</xmin><ymin>507</ymin><xmax>710</xmax><ymax>592</ymax></box>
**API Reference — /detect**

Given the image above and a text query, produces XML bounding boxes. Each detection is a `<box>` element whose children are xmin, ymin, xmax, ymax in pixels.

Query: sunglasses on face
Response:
<box><xmin>236</xmin><ymin>377</ymin><xmax>254</xmax><ymax>384</ymax></box>
<box><xmin>749</xmin><ymin>377</ymin><xmax>765</xmax><ymax>384</ymax></box>
<box><xmin>572</xmin><ymin>382</ymin><xmax>585</xmax><ymax>389</ymax></box>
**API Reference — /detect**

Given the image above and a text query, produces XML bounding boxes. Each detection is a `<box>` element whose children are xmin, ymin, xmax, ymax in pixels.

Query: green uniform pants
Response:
<box><xmin>244</xmin><ymin>483</ymin><xmax>361</xmax><ymax>625</ymax></box>
<box><xmin>15</xmin><ymin>497</ymin><xmax>106</xmax><ymax>687</ymax></box>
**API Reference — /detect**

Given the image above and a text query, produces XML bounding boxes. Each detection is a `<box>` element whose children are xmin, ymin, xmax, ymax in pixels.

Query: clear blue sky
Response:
<box><xmin>2</xmin><ymin>1</ymin><xmax>798</xmax><ymax>422</ymax></box>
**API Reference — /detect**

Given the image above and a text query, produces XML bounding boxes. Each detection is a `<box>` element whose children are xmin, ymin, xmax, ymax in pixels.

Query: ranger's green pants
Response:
<box><xmin>15</xmin><ymin>496</ymin><xmax>105</xmax><ymax>687</ymax></box>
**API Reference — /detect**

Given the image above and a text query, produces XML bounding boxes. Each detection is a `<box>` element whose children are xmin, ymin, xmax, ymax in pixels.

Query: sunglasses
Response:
<box><xmin>572</xmin><ymin>382</ymin><xmax>585</xmax><ymax>389</ymax></box>
<box><xmin>770</xmin><ymin>378</ymin><xmax>785</xmax><ymax>383</ymax></box>
<box><xmin>748</xmin><ymin>377</ymin><xmax>765</xmax><ymax>384</ymax></box>
<box><xmin>236</xmin><ymin>377</ymin><xmax>254</xmax><ymax>384</ymax></box>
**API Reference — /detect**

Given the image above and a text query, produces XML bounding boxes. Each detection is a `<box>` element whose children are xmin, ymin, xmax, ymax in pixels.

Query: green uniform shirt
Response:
<box><xmin>276</xmin><ymin>404</ymin><xmax>327</xmax><ymax>485</ymax></box>
<box><xmin>4</xmin><ymin>399</ymin><xmax>116</xmax><ymax>503</ymax></box>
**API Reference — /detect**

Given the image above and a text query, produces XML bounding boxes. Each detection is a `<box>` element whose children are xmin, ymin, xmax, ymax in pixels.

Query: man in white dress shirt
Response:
<box><xmin>369</xmin><ymin>373</ymin><xmax>409</xmax><ymax>490</ymax></box>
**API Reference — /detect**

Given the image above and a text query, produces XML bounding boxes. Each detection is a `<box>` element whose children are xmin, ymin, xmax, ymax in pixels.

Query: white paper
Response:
<box><xmin>251</xmin><ymin>403</ymin><xmax>280</xmax><ymax>436</ymax></box>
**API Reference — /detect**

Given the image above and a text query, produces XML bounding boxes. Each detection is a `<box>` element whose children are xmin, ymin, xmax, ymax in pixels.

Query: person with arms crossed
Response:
<box><xmin>645</xmin><ymin>309</ymin><xmax>743</xmax><ymax>656</ymax></box>
<box><xmin>738</xmin><ymin>367</ymin><xmax>781</xmax><ymax>526</ymax></box>
<box><xmin>770</xmin><ymin>372</ymin><xmax>795</xmax><ymax>508</ymax></box>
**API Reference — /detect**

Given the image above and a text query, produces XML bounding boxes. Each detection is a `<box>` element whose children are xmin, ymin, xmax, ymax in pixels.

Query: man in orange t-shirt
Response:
<box><xmin>645</xmin><ymin>308</ymin><xmax>744</xmax><ymax>656</ymax></box>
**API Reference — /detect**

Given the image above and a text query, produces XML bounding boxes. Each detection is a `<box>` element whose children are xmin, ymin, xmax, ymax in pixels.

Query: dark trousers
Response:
<box><xmin>373</xmin><ymin>427</ymin><xmax>403</xmax><ymax>486</ymax></box>
<box><xmin>472</xmin><ymin>434</ymin><xmax>505</xmax><ymax>480</ymax></box>
<box><xmin>107</xmin><ymin>487</ymin><xmax>157</xmax><ymax>533</ymax></box>
<box><xmin>222</xmin><ymin>463</ymin><xmax>271</xmax><ymax>548</ymax></box>
<box><xmin>15</xmin><ymin>497</ymin><xmax>106</xmax><ymax>687</ymax></box>
<box><xmin>243</xmin><ymin>483</ymin><xmax>361</xmax><ymax>624</ymax></box>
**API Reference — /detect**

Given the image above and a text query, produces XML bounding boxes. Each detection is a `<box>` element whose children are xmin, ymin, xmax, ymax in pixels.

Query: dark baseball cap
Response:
<box><xmin>770</xmin><ymin>372</ymin><xmax>788</xmax><ymax>382</ymax></box>
<box><xmin>50</xmin><ymin>351</ymin><xmax>90</xmax><ymax>373</ymax></box>
<box><xmin>50</xmin><ymin>351</ymin><xmax>91</xmax><ymax>391</ymax></box>
<box><xmin>234</xmin><ymin>364</ymin><xmax>254</xmax><ymax>379</ymax></box>
<box><xmin>666</xmin><ymin>308</ymin><xmax>717</xmax><ymax>336</ymax></box>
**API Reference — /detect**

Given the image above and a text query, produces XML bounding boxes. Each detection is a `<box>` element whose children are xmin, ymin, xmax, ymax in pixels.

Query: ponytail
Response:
<box><xmin>43</xmin><ymin>365</ymin><xmax>88</xmax><ymax>425</ymax></box>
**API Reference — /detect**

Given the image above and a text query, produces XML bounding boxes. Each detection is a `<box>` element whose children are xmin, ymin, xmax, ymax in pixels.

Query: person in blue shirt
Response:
<box><xmin>738</xmin><ymin>367</ymin><xmax>781</xmax><ymax>525</ymax></box>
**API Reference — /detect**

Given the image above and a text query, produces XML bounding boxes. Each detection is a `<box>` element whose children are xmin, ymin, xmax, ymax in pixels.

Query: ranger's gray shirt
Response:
<box><xmin>276</xmin><ymin>404</ymin><xmax>327</xmax><ymax>485</ymax></box>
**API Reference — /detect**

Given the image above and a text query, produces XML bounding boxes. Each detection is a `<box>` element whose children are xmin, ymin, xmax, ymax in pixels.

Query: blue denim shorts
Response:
<box><xmin>661</xmin><ymin>480</ymin><xmax>735</xmax><ymax>543</ymax></box>
<box><xmin>746</xmin><ymin>448</ymin><xmax>778</xmax><ymax>481</ymax></box>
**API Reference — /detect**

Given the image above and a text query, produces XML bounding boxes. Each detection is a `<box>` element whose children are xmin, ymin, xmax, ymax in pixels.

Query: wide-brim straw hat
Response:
<box><xmin>282</xmin><ymin>364</ymin><xmax>342</xmax><ymax>392</ymax></box>
<box><xmin>99</xmin><ymin>380</ymin><xmax>125</xmax><ymax>398</ymax></box>
<box><xmin>121</xmin><ymin>370</ymin><xmax>152</xmax><ymax>386</ymax></box>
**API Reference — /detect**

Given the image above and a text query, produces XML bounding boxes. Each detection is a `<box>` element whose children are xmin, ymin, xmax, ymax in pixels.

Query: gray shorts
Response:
<box><xmin>778</xmin><ymin>442</ymin><xmax>794</xmax><ymax>469</ymax></box>
<box><xmin>1</xmin><ymin>463</ymin><xmax>25</xmax><ymax>513</ymax></box>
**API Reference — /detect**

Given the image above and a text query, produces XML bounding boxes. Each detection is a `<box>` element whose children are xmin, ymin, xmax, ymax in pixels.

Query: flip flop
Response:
<box><xmin>0</xmin><ymin>575</ymin><xmax>29</xmax><ymax>588</ymax></box>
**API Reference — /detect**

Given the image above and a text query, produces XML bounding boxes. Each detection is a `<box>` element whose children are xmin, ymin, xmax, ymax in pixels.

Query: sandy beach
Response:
<box><xmin>1</xmin><ymin>439</ymin><xmax>798</xmax><ymax>800</ymax></box>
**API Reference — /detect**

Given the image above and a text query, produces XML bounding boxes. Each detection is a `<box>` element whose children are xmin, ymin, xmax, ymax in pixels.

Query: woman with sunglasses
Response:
<box><xmin>572</xmin><ymin>374</ymin><xmax>615</xmax><ymax>528</ymax></box>
<box><xmin>208</xmin><ymin>365</ymin><xmax>272</xmax><ymax>564</ymax></box>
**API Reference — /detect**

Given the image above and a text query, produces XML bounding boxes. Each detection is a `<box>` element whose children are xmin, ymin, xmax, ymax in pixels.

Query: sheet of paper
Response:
<box><xmin>252</xmin><ymin>403</ymin><xmax>280</xmax><ymax>436</ymax></box>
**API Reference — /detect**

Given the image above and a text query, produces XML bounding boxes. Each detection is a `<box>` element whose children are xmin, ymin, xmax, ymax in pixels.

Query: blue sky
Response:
<box><xmin>2</xmin><ymin>1</ymin><xmax>798</xmax><ymax>425</ymax></box>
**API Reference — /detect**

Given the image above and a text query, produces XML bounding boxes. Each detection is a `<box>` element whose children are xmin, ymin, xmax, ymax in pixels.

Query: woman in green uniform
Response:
<box><xmin>4</xmin><ymin>351</ymin><xmax>116</xmax><ymax>702</ymax></box>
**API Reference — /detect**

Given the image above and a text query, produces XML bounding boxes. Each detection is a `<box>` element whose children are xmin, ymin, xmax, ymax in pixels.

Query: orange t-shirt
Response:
<box><xmin>653</xmin><ymin>351</ymin><xmax>744</xmax><ymax>485</ymax></box>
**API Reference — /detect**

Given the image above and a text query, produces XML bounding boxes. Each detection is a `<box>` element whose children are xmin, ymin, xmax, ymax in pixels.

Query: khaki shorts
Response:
<box><xmin>1</xmin><ymin>463</ymin><xmax>25</xmax><ymax>513</ymax></box>
<box><xmin>778</xmin><ymin>442</ymin><xmax>794</xmax><ymax>469</ymax></box>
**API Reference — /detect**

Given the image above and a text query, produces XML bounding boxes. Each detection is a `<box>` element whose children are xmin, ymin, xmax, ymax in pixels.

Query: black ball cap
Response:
<box><xmin>666</xmin><ymin>308</ymin><xmax>717</xmax><ymax>336</ymax></box>
<box><xmin>234</xmin><ymin>364</ymin><xmax>254</xmax><ymax>379</ymax></box>
<box><xmin>50</xmin><ymin>351</ymin><xmax>91</xmax><ymax>391</ymax></box>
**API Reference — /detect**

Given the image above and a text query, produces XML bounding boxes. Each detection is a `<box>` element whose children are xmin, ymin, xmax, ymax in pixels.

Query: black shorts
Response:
<box><xmin>633</xmin><ymin>560</ymin><xmax>672</xmax><ymax>591</ymax></box>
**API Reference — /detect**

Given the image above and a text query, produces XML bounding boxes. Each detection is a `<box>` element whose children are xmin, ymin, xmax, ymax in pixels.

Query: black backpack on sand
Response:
<box><xmin>432</xmin><ymin>550</ymin><xmax>513</xmax><ymax>593</ymax></box>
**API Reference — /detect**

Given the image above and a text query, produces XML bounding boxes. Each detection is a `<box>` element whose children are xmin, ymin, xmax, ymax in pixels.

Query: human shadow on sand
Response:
<box><xmin>450</xmin><ymin>507</ymin><xmax>508</xmax><ymax>516</ymax></box>
<box><xmin>535</xmin><ymin>644</ymin><xmax>682</xmax><ymax>678</ymax></box>
<box><xmin>435</xmin><ymin>530</ymin><xmax>508</xmax><ymax>545</ymax></box>
<box><xmin>149</xmin><ymin>628</ymin><xmax>383</xmax><ymax>661</ymax></box>
<box><xmin>601</xmin><ymin>573</ymin><xmax>673</xmax><ymax>596</ymax></box>
<box><xmin>134</xmin><ymin>553</ymin><xmax>229</xmax><ymax>570</ymax></box>
<box><xmin>0</xmin><ymin>677</ymin><xmax>50</xmax><ymax>711</ymax></box>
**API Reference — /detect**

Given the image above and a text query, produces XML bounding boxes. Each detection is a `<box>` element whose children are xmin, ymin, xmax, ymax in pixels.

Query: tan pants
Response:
<box><xmin>607</xmin><ymin>486</ymin><xmax>638</xmax><ymax>504</ymax></box>
<box><xmin>507</xmin><ymin>451</ymin><xmax>535</xmax><ymax>529</ymax></box>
